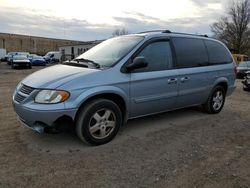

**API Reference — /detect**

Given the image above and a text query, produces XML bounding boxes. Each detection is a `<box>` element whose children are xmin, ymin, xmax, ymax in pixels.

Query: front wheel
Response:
<box><xmin>76</xmin><ymin>99</ymin><xmax>122</xmax><ymax>145</ymax></box>
<box><xmin>203</xmin><ymin>86</ymin><xmax>226</xmax><ymax>114</ymax></box>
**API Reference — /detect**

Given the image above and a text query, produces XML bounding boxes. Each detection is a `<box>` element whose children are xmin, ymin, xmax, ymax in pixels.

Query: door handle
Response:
<box><xmin>167</xmin><ymin>78</ymin><xmax>178</xmax><ymax>84</ymax></box>
<box><xmin>180</xmin><ymin>77</ymin><xmax>190</xmax><ymax>83</ymax></box>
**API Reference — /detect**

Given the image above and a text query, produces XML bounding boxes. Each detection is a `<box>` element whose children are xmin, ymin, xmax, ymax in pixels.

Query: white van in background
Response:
<box><xmin>44</xmin><ymin>51</ymin><xmax>61</xmax><ymax>63</ymax></box>
<box><xmin>0</xmin><ymin>49</ymin><xmax>7</xmax><ymax>61</ymax></box>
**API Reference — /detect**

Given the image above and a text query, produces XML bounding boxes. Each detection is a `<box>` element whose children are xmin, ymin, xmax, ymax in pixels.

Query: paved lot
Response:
<box><xmin>0</xmin><ymin>62</ymin><xmax>249</xmax><ymax>188</ymax></box>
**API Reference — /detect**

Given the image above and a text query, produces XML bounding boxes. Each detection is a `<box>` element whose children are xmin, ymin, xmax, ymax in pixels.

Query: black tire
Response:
<box><xmin>76</xmin><ymin>99</ymin><xmax>122</xmax><ymax>145</ymax></box>
<box><xmin>28</xmin><ymin>64</ymin><xmax>32</xmax><ymax>69</ymax></box>
<box><xmin>243</xmin><ymin>86</ymin><xmax>250</xmax><ymax>91</ymax></box>
<box><xmin>203</xmin><ymin>86</ymin><xmax>226</xmax><ymax>114</ymax></box>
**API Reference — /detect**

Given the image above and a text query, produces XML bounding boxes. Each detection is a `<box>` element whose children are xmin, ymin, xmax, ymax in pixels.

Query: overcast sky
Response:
<box><xmin>0</xmin><ymin>0</ymin><xmax>229</xmax><ymax>41</ymax></box>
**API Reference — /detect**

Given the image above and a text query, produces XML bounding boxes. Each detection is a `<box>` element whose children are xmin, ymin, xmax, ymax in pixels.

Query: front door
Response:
<box><xmin>129</xmin><ymin>40</ymin><xmax>178</xmax><ymax>118</ymax></box>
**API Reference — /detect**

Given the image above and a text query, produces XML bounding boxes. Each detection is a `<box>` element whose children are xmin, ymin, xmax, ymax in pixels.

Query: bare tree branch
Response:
<box><xmin>211</xmin><ymin>0</ymin><xmax>250</xmax><ymax>54</ymax></box>
<box><xmin>112</xmin><ymin>28</ymin><xmax>129</xmax><ymax>37</ymax></box>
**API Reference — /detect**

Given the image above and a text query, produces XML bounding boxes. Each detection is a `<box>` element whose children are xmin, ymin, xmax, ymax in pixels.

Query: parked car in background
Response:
<box><xmin>30</xmin><ymin>55</ymin><xmax>46</xmax><ymax>66</ymax></box>
<box><xmin>0</xmin><ymin>48</ymin><xmax>6</xmax><ymax>62</ymax></box>
<box><xmin>232</xmin><ymin>54</ymin><xmax>248</xmax><ymax>66</ymax></box>
<box><xmin>44</xmin><ymin>51</ymin><xmax>61</xmax><ymax>63</ymax></box>
<box><xmin>7</xmin><ymin>52</ymin><xmax>30</xmax><ymax>64</ymax></box>
<box><xmin>12</xmin><ymin>30</ymin><xmax>236</xmax><ymax>145</ymax></box>
<box><xmin>236</xmin><ymin>61</ymin><xmax>250</xmax><ymax>79</ymax></box>
<box><xmin>3</xmin><ymin>54</ymin><xmax>9</xmax><ymax>62</ymax></box>
<box><xmin>7</xmin><ymin>52</ymin><xmax>18</xmax><ymax>64</ymax></box>
<box><xmin>242</xmin><ymin>71</ymin><xmax>250</xmax><ymax>91</ymax></box>
<box><xmin>11</xmin><ymin>55</ymin><xmax>32</xmax><ymax>69</ymax></box>
<box><xmin>28</xmin><ymin>54</ymin><xmax>37</xmax><ymax>61</ymax></box>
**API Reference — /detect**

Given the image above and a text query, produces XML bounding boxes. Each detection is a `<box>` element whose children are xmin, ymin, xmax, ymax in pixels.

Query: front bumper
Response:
<box><xmin>13</xmin><ymin>102</ymin><xmax>77</xmax><ymax>133</ymax></box>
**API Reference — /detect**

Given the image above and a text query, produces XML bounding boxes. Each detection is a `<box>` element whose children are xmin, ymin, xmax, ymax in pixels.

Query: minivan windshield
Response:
<box><xmin>75</xmin><ymin>36</ymin><xmax>144</xmax><ymax>67</ymax></box>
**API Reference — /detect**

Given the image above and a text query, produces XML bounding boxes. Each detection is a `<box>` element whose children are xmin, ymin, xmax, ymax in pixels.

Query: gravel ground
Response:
<box><xmin>0</xmin><ymin>62</ymin><xmax>249</xmax><ymax>188</ymax></box>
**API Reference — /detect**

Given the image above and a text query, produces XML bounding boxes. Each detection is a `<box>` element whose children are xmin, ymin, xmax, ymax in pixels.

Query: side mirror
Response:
<box><xmin>125</xmin><ymin>56</ymin><xmax>148</xmax><ymax>72</ymax></box>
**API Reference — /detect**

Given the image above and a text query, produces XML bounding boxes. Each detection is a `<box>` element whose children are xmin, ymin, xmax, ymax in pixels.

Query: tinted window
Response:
<box><xmin>172</xmin><ymin>37</ymin><xmax>208</xmax><ymax>68</ymax></box>
<box><xmin>134</xmin><ymin>41</ymin><xmax>173</xmax><ymax>72</ymax></box>
<box><xmin>204</xmin><ymin>40</ymin><xmax>232</xmax><ymax>64</ymax></box>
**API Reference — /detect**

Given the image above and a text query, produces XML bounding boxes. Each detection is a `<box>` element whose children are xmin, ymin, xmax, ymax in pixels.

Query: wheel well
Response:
<box><xmin>76</xmin><ymin>93</ymin><xmax>127</xmax><ymax>121</ymax></box>
<box><xmin>217</xmin><ymin>82</ymin><xmax>228</xmax><ymax>93</ymax></box>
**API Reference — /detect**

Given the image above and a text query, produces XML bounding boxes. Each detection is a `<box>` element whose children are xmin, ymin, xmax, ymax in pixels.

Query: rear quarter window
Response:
<box><xmin>172</xmin><ymin>37</ymin><xmax>208</xmax><ymax>68</ymax></box>
<box><xmin>204</xmin><ymin>40</ymin><xmax>232</xmax><ymax>64</ymax></box>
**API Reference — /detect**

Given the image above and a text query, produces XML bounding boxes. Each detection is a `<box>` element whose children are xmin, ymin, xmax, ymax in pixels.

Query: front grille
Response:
<box><xmin>20</xmin><ymin>84</ymin><xmax>34</xmax><ymax>95</ymax></box>
<box><xmin>14</xmin><ymin>84</ymin><xmax>35</xmax><ymax>103</ymax></box>
<box><xmin>14</xmin><ymin>93</ymin><xmax>26</xmax><ymax>103</ymax></box>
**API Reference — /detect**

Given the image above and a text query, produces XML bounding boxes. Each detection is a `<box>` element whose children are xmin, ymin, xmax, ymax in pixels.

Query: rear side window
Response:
<box><xmin>204</xmin><ymin>40</ymin><xmax>232</xmax><ymax>64</ymax></box>
<box><xmin>172</xmin><ymin>37</ymin><xmax>208</xmax><ymax>68</ymax></box>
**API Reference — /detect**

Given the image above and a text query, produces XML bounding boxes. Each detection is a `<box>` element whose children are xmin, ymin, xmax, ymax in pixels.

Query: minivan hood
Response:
<box><xmin>22</xmin><ymin>64</ymin><xmax>100</xmax><ymax>89</ymax></box>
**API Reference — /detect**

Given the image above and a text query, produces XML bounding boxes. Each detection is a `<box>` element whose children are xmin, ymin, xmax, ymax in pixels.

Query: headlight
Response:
<box><xmin>35</xmin><ymin>90</ymin><xmax>70</xmax><ymax>104</ymax></box>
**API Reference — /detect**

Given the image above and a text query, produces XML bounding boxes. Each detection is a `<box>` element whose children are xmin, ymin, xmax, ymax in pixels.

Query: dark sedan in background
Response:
<box><xmin>30</xmin><ymin>56</ymin><xmax>46</xmax><ymax>66</ymax></box>
<box><xmin>236</xmin><ymin>61</ymin><xmax>250</xmax><ymax>79</ymax></box>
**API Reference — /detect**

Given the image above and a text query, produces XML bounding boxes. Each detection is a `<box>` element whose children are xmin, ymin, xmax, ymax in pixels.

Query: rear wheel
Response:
<box><xmin>203</xmin><ymin>86</ymin><xmax>226</xmax><ymax>114</ymax></box>
<box><xmin>76</xmin><ymin>99</ymin><xmax>122</xmax><ymax>145</ymax></box>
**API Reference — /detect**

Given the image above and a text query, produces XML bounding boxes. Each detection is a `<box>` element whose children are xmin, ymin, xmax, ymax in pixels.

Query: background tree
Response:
<box><xmin>112</xmin><ymin>28</ymin><xmax>129</xmax><ymax>37</ymax></box>
<box><xmin>211</xmin><ymin>0</ymin><xmax>250</xmax><ymax>54</ymax></box>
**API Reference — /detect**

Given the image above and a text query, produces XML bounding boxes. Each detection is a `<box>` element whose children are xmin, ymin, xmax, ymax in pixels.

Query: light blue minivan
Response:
<box><xmin>13</xmin><ymin>30</ymin><xmax>236</xmax><ymax>145</ymax></box>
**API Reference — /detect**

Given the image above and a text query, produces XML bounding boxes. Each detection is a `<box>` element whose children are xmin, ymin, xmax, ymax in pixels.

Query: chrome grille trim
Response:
<box><xmin>20</xmin><ymin>84</ymin><xmax>34</xmax><ymax>95</ymax></box>
<box><xmin>14</xmin><ymin>93</ymin><xmax>26</xmax><ymax>103</ymax></box>
<box><xmin>14</xmin><ymin>84</ymin><xmax>35</xmax><ymax>103</ymax></box>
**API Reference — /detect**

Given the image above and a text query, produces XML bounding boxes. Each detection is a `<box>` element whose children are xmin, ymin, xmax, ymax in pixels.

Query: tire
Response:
<box><xmin>28</xmin><ymin>64</ymin><xmax>32</xmax><ymax>69</ymax></box>
<box><xmin>76</xmin><ymin>99</ymin><xmax>122</xmax><ymax>145</ymax></box>
<box><xmin>11</xmin><ymin>63</ymin><xmax>15</xmax><ymax>69</ymax></box>
<box><xmin>203</xmin><ymin>86</ymin><xmax>226</xmax><ymax>114</ymax></box>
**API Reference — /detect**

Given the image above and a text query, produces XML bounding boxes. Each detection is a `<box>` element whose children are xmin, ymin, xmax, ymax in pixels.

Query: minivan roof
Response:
<box><xmin>130</xmin><ymin>30</ymin><xmax>217</xmax><ymax>41</ymax></box>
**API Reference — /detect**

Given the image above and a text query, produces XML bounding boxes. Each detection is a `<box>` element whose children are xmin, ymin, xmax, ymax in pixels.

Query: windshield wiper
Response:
<box><xmin>63</xmin><ymin>61</ymin><xmax>88</xmax><ymax>68</ymax></box>
<box><xmin>74</xmin><ymin>58</ymin><xmax>100</xmax><ymax>68</ymax></box>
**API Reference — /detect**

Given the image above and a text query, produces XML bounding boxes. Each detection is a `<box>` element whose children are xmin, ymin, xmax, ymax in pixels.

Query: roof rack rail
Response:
<box><xmin>139</xmin><ymin>30</ymin><xmax>208</xmax><ymax>37</ymax></box>
<box><xmin>164</xmin><ymin>31</ymin><xmax>208</xmax><ymax>37</ymax></box>
<box><xmin>139</xmin><ymin>30</ymin><xmax>168</xmax><ymax>34</ymax></box>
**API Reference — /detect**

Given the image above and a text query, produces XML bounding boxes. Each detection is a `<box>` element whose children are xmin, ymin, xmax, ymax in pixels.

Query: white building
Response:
<box><xmin>59</xmin><ymin>40</ymin><xmax>103</xmax><ymax>61</ymax></box>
